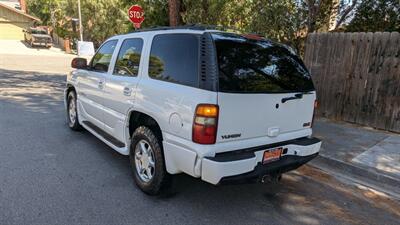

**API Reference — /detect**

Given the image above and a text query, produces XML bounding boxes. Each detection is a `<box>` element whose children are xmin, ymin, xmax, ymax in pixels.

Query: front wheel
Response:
<box><xmin>129</xmin><ymin>126</ymin><xmax>171</xmax><ymax>195</ymax></box>
<box><xmin>67</xmin><ymin>91</ymin><xmax>82</xmax><ymax>131</ymax></box>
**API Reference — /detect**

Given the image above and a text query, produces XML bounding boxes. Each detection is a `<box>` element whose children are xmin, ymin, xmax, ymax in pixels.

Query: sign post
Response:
<box><xmin>128</xmin><ymin>5</ymin><xmax>144</xmax><ymax>29</ymax></box>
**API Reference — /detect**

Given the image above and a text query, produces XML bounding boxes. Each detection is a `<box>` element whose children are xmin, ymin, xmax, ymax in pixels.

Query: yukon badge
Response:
<box><xmin>221</xmin><ymin>133</ymin><xmax>241</xmax><ymax>140</ymax></box>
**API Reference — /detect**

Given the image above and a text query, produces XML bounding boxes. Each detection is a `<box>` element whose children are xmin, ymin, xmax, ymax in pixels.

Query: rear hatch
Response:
<box><xmin>212</xmin><ymin>33</ymin><xmax>316</xmax><ymax>143</ymax></box>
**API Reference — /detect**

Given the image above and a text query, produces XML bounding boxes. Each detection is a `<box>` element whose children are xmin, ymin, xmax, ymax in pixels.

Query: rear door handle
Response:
<box><xmin>98</xmin><ymin>80</ymin><xmax>104</xmax><ymax>89</ymax></box>
<box><xmin>123</xmin><ymin>87</ymin><xmax>132</xmax><ymax>96</ymax></box>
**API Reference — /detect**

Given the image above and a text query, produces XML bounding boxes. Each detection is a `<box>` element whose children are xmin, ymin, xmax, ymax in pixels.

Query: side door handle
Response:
<box><xmin>98</xmin><ymin>80</ymin><xmax>104</xmax><ymax>89</ymax></box>
<box><xmin>123</xmin><ymin>87</ymin><xmax>132</xmax><ymax>96</ymax></box>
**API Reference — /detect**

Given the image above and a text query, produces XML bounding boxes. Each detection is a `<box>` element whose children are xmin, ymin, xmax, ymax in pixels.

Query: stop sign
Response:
<box><xmin>128</xmin><ymin>5</ymin><xmax>144</xmax><ymax>28</ymax></box>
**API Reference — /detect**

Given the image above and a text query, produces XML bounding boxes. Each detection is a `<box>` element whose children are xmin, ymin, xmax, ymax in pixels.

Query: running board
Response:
<box><xmin>82</xmin><ymin>121</ymin><xmax>125</xmax><ymax>148</ymax></box>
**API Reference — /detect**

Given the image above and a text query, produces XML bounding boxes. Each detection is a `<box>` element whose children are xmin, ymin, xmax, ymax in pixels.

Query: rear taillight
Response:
<box><xmin>311</xmin><ymin>100</ymin><xmax>318</xmax><ymax>127</ymax></box>
<box><xmin>192</xmin><ymin>104</ymin><xmax>219</xmax><ymax>144</ymax></box>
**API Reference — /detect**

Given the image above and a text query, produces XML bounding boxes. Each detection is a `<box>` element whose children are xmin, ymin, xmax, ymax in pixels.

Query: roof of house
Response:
<box><xmin>0</xmin><ymin>2</ymin><xmax>41</xmax><ymax>22</ymax></box>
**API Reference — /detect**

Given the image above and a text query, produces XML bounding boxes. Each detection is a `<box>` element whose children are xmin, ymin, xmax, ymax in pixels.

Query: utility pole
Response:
<box><xmin>78</xmin><ymin>0</ymin><xmax>83</xmax><ymax>41</ymax></box>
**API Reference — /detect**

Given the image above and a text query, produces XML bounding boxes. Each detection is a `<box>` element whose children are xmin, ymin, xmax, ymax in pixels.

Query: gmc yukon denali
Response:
<box><xmin>65</xmin><ymin>26</ymin><xmax>321</xmax><ymax>195</ymax></box>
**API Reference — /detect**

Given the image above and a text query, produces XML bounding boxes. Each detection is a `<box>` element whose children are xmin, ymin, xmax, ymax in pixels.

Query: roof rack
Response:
<box><xmin>127</xmin><ymin>24</ymin><xmax>266</xmax><ymax>39</ymax></box>
<box><xmin>127</xmin><ymin>24</ymin><xmax>243</xmax><ymax>34</ymax></box>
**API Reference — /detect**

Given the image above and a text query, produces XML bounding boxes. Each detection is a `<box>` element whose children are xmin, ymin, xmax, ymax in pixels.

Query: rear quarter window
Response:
<box><xmin>148</xmin><ymin>33</ymin><xmax>199</xmax><ymax>88</ymax></box>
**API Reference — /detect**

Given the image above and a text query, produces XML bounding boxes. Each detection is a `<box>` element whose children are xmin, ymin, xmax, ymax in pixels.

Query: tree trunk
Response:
<box><xmin>306</xmin><ymin>0</ymin><xmax>319</xmax><ymax>33</ymax></box>
<box><xmin>168</xmin><ymin>0</ymin><xmax>181</xmax><ymax>27</ymax></box>
<box><xmin>328</xmin><ymin>0</ymin><xmax>340</xmax><ymax>31</ymax></box>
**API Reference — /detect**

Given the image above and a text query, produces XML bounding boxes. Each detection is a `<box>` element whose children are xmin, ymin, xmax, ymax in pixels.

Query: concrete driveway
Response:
<box><xmin>1</xmin><ymin>50</ymin><xmax>400</xmax><ymax>225</ymax></box>
<box><xmin>0</xmin><ymin>40</ymin><xmax>75</xmax><ymax>74</ymax></box>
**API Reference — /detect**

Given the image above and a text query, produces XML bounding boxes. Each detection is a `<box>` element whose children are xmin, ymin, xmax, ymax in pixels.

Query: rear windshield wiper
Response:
<box><xmin>281</xmin><ymin>91</ymin><xmax>313</xmax><ymax>103</ymax></box>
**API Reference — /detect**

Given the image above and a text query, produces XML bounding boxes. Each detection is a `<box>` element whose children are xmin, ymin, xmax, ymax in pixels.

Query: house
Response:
<box><xmin>0</xmin><ymin>0</ymin><xmax>40</xmax><ymax>40</ymax></box>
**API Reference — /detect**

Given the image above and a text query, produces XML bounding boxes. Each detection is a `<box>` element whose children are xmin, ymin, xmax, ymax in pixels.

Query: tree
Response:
<box><xmin>168</xmin><ymin>0</ymin><xmax>181</xmax><ymax>26</ymax></box>
<box><xmin>26</xmin><ymin>0</ymin><xmax>368</xmax><ymax>52</ymax></box>
<box><xmin>65</xmin><ymin>0</ymin><xmax>130</xmax><ymax>46</ymax></box>
<box><xmin>27</xmin><ymin>0</ymin><xmax>63</xmax><ymax>26</ymax></box>
<box><xmin>335</xmin><ymin>0</ymin><xmax>358</xmax><ymax>30</ymax></box>
<box><xmin>181</xmin><ymin>0</ymin><xmax>236</xmax><ymax>27</ymax></box>
<box><xmin>248</xmin><ymin>0</ymin><xmax>302</xmax><ymax>43</ymax></box>
<box><xmin>346</xmin><ymin>0</ymin><xmax>400</xmax><ymax>32</ymax></box>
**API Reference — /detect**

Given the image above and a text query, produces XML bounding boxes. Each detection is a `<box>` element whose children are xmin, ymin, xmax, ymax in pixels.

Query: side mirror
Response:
<box><xmin>71</xmin><ymin>57</ymin><xmax>87</xmax><ymax>69</ymax></box>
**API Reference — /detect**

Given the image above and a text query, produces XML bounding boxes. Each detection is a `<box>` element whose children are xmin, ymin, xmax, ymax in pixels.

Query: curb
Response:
<box><xmin>309</xmin><ymin>154</ymin><xmax>400</xmax><ymax>197</ymax></box>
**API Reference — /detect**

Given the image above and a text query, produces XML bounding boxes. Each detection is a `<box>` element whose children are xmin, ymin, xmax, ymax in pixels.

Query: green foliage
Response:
<box><xmin>247</xmin><ymin>1</ymin><xmax>302</xmax><ymax>44</ymax></box>
<box><xmin>65</xmin><ymin>0</ymin><xmax>131</xmax><ymax>46</ymax></box>
<box><xmin>28</xmin><ymin>0</ymin><xmax>398</xmax><ymax>52</ymax></box>
<box><xmin>346</xmin><ymin>0</ymin><xmax>400</xmax><ymax>32</ymax></box>
<box><xmin>27</xmin><ymin>0</ymin><xmax>64</xmax><ymax>26</ymax></box>
<box><xmin>181</xmin><ymin>0</ymin><xmax>234</xmax><ymax>26</ymax></box>
<box><xmin>180</xmin><ymin>0</ymin><xmax>339</xmax><ymax>52</ymax></box>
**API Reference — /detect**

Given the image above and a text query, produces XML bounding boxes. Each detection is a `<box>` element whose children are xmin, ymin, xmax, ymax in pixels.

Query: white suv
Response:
<box><xmin>65</xmin><ymin>26</ymin><xmax>321</xmax><ymax>195</ymax></box>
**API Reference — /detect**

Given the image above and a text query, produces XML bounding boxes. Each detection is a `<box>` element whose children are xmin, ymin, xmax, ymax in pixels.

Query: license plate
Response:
<box><xmin>262</xmin><ymin>147</ymin><xmax>282</xmax><ymax>164</ymax></box>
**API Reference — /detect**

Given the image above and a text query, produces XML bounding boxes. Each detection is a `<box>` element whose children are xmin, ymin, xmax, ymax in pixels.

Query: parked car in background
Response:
<box><xmin>23</xmin><ymin>27</ymin><xmax>52</xmax><ymax>48</ymax></box>
<box><xmin>65</xmin><ymin>26</ymin><xmax>321</xmax><ymax>195</ymax></box>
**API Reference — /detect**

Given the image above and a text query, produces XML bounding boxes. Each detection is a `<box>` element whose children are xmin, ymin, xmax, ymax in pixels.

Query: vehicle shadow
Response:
<box><xmin>0</xmin><ymin>68</ymin><xmax>66</xmax><ymax>113</ymax></box>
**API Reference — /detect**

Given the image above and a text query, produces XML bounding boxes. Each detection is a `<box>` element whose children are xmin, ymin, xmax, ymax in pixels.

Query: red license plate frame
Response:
<box><xmin>262</xmin><ymin>147</ymin><xmax>283</xmax><ymax>164</ymax></box>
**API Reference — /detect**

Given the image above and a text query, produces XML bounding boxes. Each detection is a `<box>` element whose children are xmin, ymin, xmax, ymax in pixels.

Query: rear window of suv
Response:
<box><xmin>212</xmin><ymin>33</ymin><xmax>315</xmax><ymax>93</ymax></box>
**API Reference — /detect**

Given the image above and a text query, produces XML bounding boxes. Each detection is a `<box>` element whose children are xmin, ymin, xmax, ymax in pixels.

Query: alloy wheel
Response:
<box><xmin>134</xmin><ymin>140</ymin><xmax>156</xmax><ymax>183</ymax></box>
<box><xmin>68</xmin><ymin>97</ymin><xmax>77</xmax><ymax>124</ymax></box>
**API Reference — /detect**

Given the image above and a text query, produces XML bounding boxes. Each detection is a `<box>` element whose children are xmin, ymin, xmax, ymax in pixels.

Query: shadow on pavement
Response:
<box><xmin>0</xmin><ymin>68</ymin><xmax>66</xmax><ymax>113</ymax></box>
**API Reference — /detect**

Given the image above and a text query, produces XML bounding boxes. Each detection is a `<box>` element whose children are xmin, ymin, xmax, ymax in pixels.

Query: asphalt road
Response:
<box><xmin>1</xmin><ymin>50</ymin><xmax>400</xmax><ymax>225</ymax></box>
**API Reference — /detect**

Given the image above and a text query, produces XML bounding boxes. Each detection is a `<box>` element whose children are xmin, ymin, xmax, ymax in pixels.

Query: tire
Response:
<box><xmin>67</xmin><ymin>91</ymin><xmax>82</xmax><ymax>131</ymax></box>
<box><xmin>129</xmin><ymin>126</ymin><xmax>171</xmax><ymax>195</ymax></box>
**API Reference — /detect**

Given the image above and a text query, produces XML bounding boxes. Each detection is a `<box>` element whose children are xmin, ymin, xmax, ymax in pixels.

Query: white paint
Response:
<box><xmin>77</xmin><ymin>41</ymin><xmax>95</xmax><ymax>56</ymax></box>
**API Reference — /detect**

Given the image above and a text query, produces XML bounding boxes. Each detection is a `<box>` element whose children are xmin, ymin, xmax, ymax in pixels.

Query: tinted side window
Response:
<box><xmin>149</xmin><ymin>34</ymin><xmax>199</xmax><ymax>87</ymax></box>
<box><xmin>91</xmin><ymin>40</ymin><xmax>118</xmax><ymax>73</ymax></box>
<box><xmin>113</xmin><ymin>38</ymin><xmax>143</xmax><ymax>76</ymax></box>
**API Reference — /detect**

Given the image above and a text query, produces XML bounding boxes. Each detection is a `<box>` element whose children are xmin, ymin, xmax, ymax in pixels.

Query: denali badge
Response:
<box><xmin>221</xmin><ymin>134</ymin><xmax>241</xmax><ymax>139</ymax></box>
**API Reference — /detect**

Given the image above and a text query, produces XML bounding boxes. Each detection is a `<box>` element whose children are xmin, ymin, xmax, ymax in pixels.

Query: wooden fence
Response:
<box><xmin>52</xmin><ymin>32</ymin><xmax>66</xmax><ymax>50</ymax></box>
<box><xmin>304</xmin><ymin>32</ymin><xmax>400</xmax><ymax>133</ymax></box>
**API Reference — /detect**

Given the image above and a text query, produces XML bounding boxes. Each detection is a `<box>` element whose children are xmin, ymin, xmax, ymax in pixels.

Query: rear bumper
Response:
<box><xmin>32</xmin><ymin>42</ymin><xmax>52</xmax><ymax>47</ymax></box>
<box><xmin>201</xmin><ymin>137</ymin><xmax>321</xmax><ymax>184</ymax></box>
<box><xmin>219</xmin><ymin>153</ymin><xmax>318</xmax><ymax>184</ymax></box>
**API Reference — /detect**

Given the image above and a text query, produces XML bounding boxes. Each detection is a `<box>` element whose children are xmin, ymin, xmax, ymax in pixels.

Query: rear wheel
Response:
<box><xmin>129</xmin><ymin>126</ymin><xmax>171</xmax><ymax>195</ymax></box>
<box><xmin>67</xmin><ymin>91</ymin><xmax>82</xmax><ymax>131</ymax></box>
